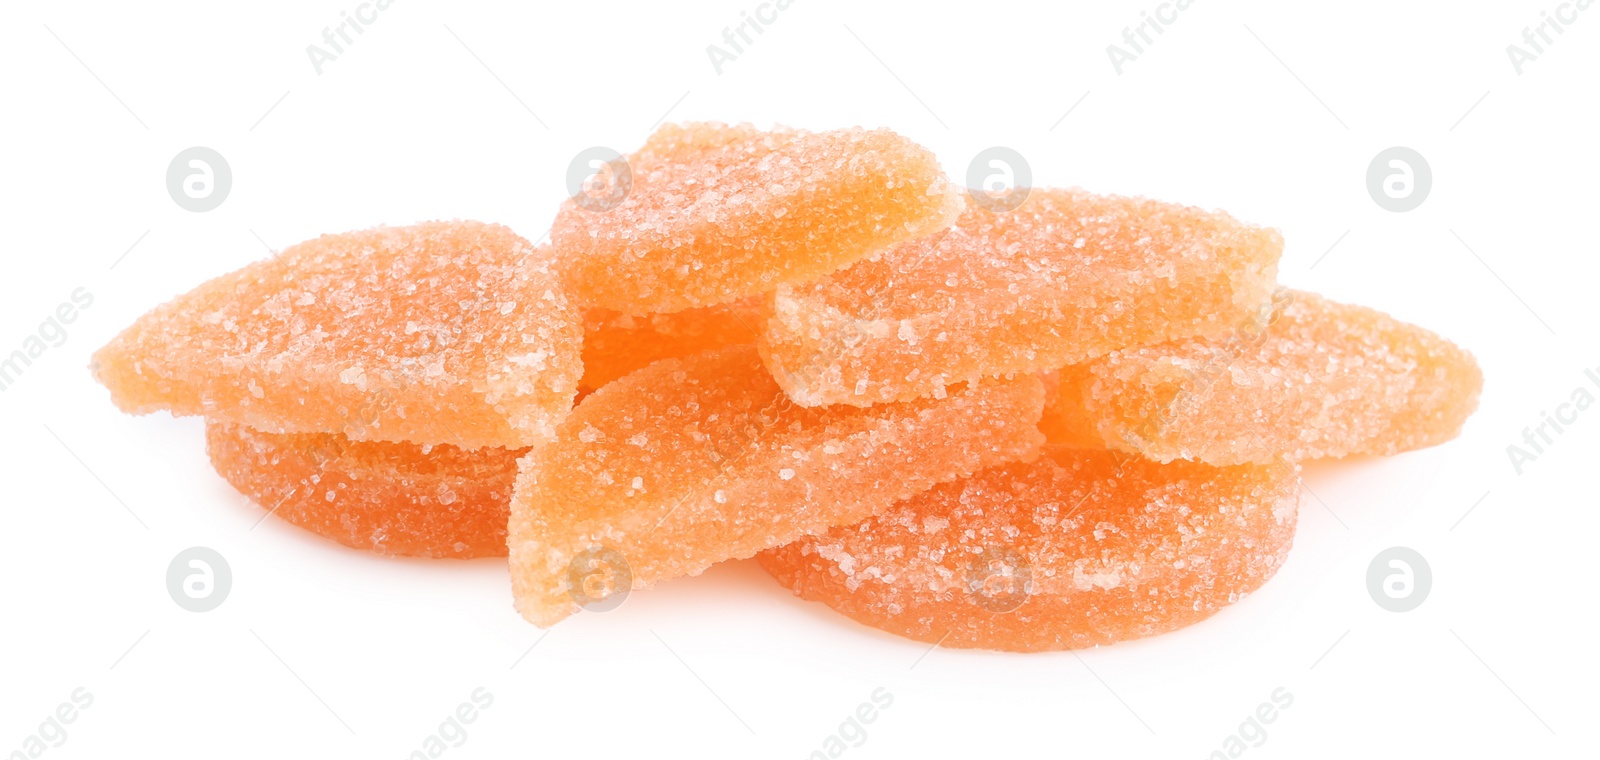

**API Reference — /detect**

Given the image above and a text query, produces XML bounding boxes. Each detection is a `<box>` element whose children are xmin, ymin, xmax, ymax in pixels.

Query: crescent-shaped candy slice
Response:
<box><xmin>509</xmin><ymin>344</ymin><xmax>1046</xmax><ymax>627</ymax></box>
<box><xmin>552</xmin><ymin>122</ymin><xmax>964</xmax><ymax>314</ymax></box>
<box><xmin>759</xmin><ymin>188</ymin><xmax>1283</xmax><ymax>407</ymax></box>
<box><xmin>1042</xmin><ymin>290</ymin><xmax>1483</xmax><ymax>465</ymax></box>
<box><xmin>206</xmin><ymin>421</ymin><xmax>521</xmax><ymax>559</ymax></box>
<box><xmin>760</xmin><ymin>446</ymin><xmax>1300</xmax><ymax>652</ymax></box>
<box><xmin>93</xmin><ymin>221</ymin><xmax>581</xmax><ymax>449</ymax></box>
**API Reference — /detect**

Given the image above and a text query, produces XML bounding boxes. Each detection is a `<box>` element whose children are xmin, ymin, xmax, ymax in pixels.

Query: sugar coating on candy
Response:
<box><xmin>1043</xmin><ymin>290</ymin><xmax>1483</xmax><ymax>465</ymax></box>
<box><xmin>760</xmin><ymin>446</ymin><xmax>1300</xmax><ymax>652</ymax></box>
<box><xmin>205</xmin><ymin>421</ymin><xmax>520</xmax><ymax>559</ymax></box>
<box><xmin>580</xmin><ymin>297</ymin><xmax>763</xmax><ymax>393</ymax></box>
<box><xmin>552</xmin><ymin>122</ymin><xmax>965</xmax><ymax>314</ymax></box>
<box><xmin>508</xmin><ymin>344</ymin><xmax>1045</xmax><ymax>627</ymax></box>
<box><xmin>92</xmin><ymin>222</ymin><xmax>582</xmax><ymax>449</ymax></box>
<box><xmin>759</xmin><ymin>188</ymin><xmax>1283</xmax><ymax>407</ymax></box>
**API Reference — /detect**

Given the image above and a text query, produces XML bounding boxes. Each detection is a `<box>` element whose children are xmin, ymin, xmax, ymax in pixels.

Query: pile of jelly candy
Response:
<box><xmin>95</xmin><ymin>123</ymin><xmax>1480</xmax><ymax>651</ymax></box>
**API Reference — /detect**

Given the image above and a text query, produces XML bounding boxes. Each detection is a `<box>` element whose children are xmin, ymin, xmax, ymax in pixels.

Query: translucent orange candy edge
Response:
<box><xmin>205</xmin><ymin>420</ymin><xmax>521</xmax><ymax>559</ymax></box>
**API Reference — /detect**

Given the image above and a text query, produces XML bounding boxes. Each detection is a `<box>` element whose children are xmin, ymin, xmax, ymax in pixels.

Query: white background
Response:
<box><xmin>2</xmin><ymin>1</ymin><xmax>1596</xmax><ymax>757</ymax></box>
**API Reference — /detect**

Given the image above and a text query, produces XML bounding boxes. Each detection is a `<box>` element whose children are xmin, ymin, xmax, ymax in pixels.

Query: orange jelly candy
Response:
<box><xmin>1036</xmin><ymin>370</ymin><xmax>1107</xmax><ymax>450</ymax></box>
<box><xmin>551</xmin><ymin>122</ymin><xmax>964</xmax><ymax>314</ymax></box>
<box><xmin>92</xmin><ymin>221</ymin><xmax>582</xmax><ymax>449</ymax></box>
<box><xmin>760</xmin><ymin>446</ymin><xmax>1300</xmax><ymax>652</ymax></box>
<box><xmin>1043</xmin><ymin>290</ymin><xmax>1484</xmax><ymax>465</ymax></box>
<box><xmin>580</xmin><ymin>297</ymin><xmax>763</xmax><ymax>393</ymax></box>
<box><xmin>759</xmin><ymin>188</ymin><xmax>1283</xmax><ymax>407</ymax></box>
<box><xmin>508</xmin><ymin>344</ymin><xmax>1046</xmax><ymax>627</ymax></box>
<box><xmin>205</xmin><ymin>421</ymin><xmax>521</xmax><ymax>559</ymax></box>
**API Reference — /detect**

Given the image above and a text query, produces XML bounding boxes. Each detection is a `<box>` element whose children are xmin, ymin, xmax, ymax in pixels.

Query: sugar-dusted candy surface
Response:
<box><xmin>1043</xmin><ymin>290</ymin><xmax>1483</xmax><ymax>465</ymax></box>
<box><xmin>205</xmin><ymin>421</ymin><xmax>521</xmax><ymax>559</ymax></box>
<box><xmin>552</xmin><ymin>122</ymin><xmax>965</xmax><ymax>314</ymax></box>
<box><xmin>580</xmin><ymin>297</ymin><xmax>763</xmax><ymax>393</ymax></box>
<box><xmin>92</xmin><ymin>222</ymin><xmax>582</xmax><ymax>449</ymax></box>
<box><xmin>508</xmin><ymin>344</ymin><xmax>1046</xmax><ymax>627</ymax></box>
<box><xmin>759</xmin><ymin>188</ymin><xmax>1283</xmax><ymax>407</ymax></box>
<box><xmin>760</xmin><ymin>446</ymin><xmax>1300</xmax><ymax>652</ymax></box>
